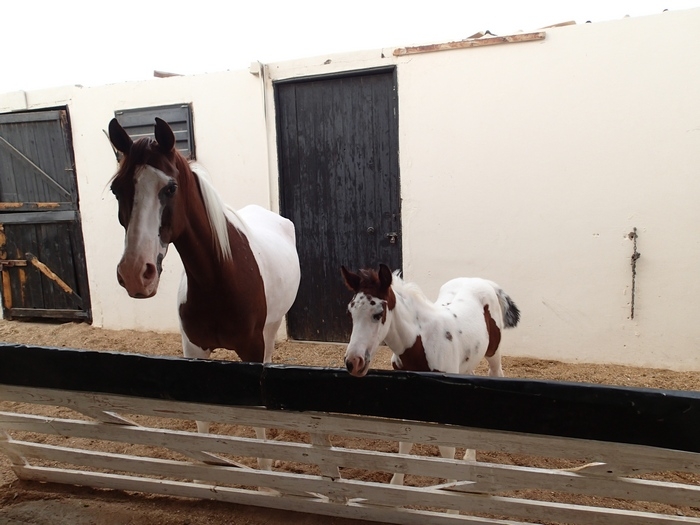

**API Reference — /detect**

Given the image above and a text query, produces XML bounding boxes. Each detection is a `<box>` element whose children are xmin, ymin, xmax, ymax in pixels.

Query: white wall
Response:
<box><xmin>1</xmin><ymin>8</ymin><xmax>699</xmax><ymax>370</ymax></box>
<box><xmin>393</xmin><ymin>9</ymin><xmax>700</xmax><ymax>370</ymax></box>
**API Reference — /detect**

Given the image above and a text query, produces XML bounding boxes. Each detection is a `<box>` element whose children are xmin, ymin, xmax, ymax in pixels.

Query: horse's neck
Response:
<box><xmin>383</xmin><ymin>286</ymin><xmax>426</xmax><ymax>354</ymax></box>
<box><xmin>174</xmin><ymin>200</ymin><xmax>239</xmax><ymax>288</ymax></box>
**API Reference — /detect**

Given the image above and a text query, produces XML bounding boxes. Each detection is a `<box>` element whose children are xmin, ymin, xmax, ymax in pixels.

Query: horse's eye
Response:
<box><xmin>372</xmin><ymin>313</ymin><xmax>383</xmax><ymax>321</ymax></box>
<box><xmin>163</xmin><ymin>183</ymin><xmax>177</xmax><ymax>198</ymax></box>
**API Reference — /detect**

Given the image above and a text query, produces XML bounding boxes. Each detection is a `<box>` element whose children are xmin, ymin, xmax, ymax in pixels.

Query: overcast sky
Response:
<box><xmin>2</xmin><ymin>0</ymin><xmax>699</xmax><ymax>94</ymax></box>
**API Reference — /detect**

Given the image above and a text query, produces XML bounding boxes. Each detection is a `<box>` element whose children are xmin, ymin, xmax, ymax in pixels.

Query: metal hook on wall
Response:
<box><xmin>628</xmin><ymin>228</ymin><xmax>641</xmax><ymax>319</ymax></box>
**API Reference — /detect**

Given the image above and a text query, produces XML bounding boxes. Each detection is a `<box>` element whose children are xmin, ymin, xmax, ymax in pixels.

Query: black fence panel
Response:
<box><xmin>0</xmin><ymin>343</ymin><xmax>263</xmax><ymax>406</ymax></box>
<box><xmin>1</xmin><ymin>343</ymin><xmax>699</xmax><ymax>452</ymax></box>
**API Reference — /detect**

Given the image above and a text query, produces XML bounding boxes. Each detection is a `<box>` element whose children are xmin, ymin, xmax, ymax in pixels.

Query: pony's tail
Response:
<box><xmin>496</xmin><ymin>288</ymin><xmax>521</xmax><ymax>329</ymax></box>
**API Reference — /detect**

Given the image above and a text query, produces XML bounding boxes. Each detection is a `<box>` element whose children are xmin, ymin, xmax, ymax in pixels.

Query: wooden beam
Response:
<box><xmin>393</xmin><ymin>31</ymin><xmax>546</xmax><ymax>57</ymax></box>
<box><xmin>6</xmin><ymin>308</ymin><xmax>89</xmax><ymax>320</ymax></box>
<box><xmin>26</xmin><ymin>253</ymin><xmax>75</xmax><ymax>295</ymax></box>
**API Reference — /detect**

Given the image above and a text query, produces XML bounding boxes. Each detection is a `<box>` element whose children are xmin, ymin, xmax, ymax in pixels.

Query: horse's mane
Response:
<box><xmin>390</xmin><ymin>271</ymin><xmax>433</xmax><ymax>307</ymax></box>
<box><xmin>356</xmin><ymin>268</ymin><xmax>432</xmax><ymax>308</ymax></box>
<box><xmin>189</xmin><ymin>162</ymin><xmax>249</xmax><ymax>262</ymax></box>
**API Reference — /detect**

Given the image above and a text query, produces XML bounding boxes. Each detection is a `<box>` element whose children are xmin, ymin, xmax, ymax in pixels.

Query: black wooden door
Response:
<box><xmin>276</xmin><ymin>68</ymin><xmax>401</xmax><ymax>342</ymax></box>
<box><xmin>0</xmin><ymin>110</ymin><xmax>91</xmax><ymax>321</ymax></box>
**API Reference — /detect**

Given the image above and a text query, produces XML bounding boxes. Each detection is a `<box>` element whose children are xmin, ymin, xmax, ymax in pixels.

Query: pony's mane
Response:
<box><xmin>355</xmin><ymin>268</ymin><xmax>431</xmax><ymax>307</ymax></box>
<box><xmin>390</xmin><ymin>271</ymin><xmax>432</xmax><ymax>307</ymax></box>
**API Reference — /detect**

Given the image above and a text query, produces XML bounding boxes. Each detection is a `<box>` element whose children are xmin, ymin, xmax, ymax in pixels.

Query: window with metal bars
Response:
<box><xmin>113</xmin><ymin>104</ymin><xmax>195</xmax><ymax>159</ymax></box>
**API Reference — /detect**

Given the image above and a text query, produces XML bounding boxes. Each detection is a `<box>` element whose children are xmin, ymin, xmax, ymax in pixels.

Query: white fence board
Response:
<box><xmin>1</xmin><ymin>383</ymin><xmax>699</xmax><ymax>525</ymax></box>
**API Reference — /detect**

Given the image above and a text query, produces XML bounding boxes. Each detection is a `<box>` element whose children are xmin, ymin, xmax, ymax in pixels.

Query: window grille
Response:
<box><xmin>114</xmin><ymin>104</ymin><xmax>195</xmax><ymax>159</ymax></box>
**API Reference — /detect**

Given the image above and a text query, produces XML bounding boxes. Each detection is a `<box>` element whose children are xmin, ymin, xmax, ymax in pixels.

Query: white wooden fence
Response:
<box><xmin>2</xmin><ymin>388</ymin><xmax>700</xmax><ymax>524</ymax></box>
<box><xmin>0</xmin><ymin>344</ymin><xmax>699</xmax><ymax>524</ymax></box>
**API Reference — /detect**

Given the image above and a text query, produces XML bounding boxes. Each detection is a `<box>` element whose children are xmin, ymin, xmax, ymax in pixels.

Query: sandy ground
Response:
<box><xmin>0</xmin><ymin>318</ymin><xmax>698</xmax><ymax>524</ymax></box>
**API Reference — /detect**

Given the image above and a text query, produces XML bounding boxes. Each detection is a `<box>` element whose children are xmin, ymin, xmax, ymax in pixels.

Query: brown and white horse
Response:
<box><xmin>341</xmin><ymin>264</ymin><xmax>520</xmax><ymax>484</ymax></box>
<box><xmin>108</xmin><ymin>118</ymin><xmax>300</xmax><ymax>468</ymax></box>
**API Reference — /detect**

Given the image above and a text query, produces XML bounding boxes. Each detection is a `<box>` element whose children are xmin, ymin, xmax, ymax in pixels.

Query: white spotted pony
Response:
<box><xmin>341</xmin><ymin>264</ymin><xmax>520</xmax><ymax>485</ymax></box>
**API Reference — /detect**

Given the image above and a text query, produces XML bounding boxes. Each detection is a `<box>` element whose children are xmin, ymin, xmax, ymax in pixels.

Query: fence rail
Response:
<box><xmin>1</xmin><ymin>344</ymin><xmax>699</xmax><ymax>524</ymax></box>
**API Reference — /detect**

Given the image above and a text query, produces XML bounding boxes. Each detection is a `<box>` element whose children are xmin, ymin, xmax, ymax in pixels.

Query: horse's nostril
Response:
<box><xmin>143</xmin><ymin>263</ymin><xmax>157</xmax><ymax>281</ymax></box>
<box><xmin>345</xmin><ymin>360</ymin><xmax>354</xmax><ymax>373</ymax></box>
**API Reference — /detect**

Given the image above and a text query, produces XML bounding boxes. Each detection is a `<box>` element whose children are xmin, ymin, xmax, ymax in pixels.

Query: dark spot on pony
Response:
<box><xmin>445</xmin><ymin>331</ymin><xmax>453</xmax><ymax>341</ymax></box>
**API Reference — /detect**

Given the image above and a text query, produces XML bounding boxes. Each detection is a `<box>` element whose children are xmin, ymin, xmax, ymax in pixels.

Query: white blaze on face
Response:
<box><xmin>344</xmin><ymin>292</ymin><xmax>390</xmax><ymax>377</ymax></box>
<box><xmin>116</xmin><ymin>165</ymin><xmax>170</xmax><ymax>298</ymax></box>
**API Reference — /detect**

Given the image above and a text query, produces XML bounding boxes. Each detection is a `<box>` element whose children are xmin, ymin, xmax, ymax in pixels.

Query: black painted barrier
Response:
<box><xmin>0</xmin><ymin>343</ymin><xmax>698</xmax><ymax>452</ymax></box>
<box><xmin>262</xmin><ymin>365</ymin><xmax>700</xmax><ymax>453</ymax></box>
<box><xmin>0</xmin><ymin>343</ymin><xmax>264</xmax><ymax>406</ymax></box>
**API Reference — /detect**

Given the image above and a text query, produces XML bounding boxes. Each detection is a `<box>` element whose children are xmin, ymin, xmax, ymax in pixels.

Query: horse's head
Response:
<box><xmin>108</xmin><ymin>118</ymin><xmax>189</xmax><ymax>298</ymax></box>
<box><xmin>341</xmin><ymin>264</ymin><xmax>396</xmax><ymax>377</ymax></box>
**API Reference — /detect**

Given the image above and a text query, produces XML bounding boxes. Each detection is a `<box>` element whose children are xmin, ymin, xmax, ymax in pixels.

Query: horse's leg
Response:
<box><xmin>255</xmin><ymin>426</ymin><xmax>273</xmax><ymax>471</ymax></box>
<box><xmin>254</xmin><ymin>321</ymin><xmax>282</xmax><ymax>472</ymax></box>
<box><xmin>438</xmin><ymin>445</ymin><xmax>459</xmax><ymax>481</ymax></box>
<box><xmin>181</xmin><ymin>332</ymin><xmax>212</xmax><ymax>433</ymax></box>
<box><xmin>469</xmin><ymin>351</ymin><xmax>500</xmax><ymax>475</ymax></box>
<box><xmin>463</xmin><ymin>448</ymin><xmax>476</xmax><ymax>461</ymax></box>
<box><xmin>437</xmin><ymin>445</ymin><xmax>460</xmax><ymax>514</ymax></box>
<box><xmin>485</xmin><ymin>350</ymin><xmax>504</xmax><ymax>377</ymax></box>
<box><xmin>389</xmin><ymin>441</ymin><xmax>413</xmax><ymax>485</ymax></box>
<box><xmin>438</xmin><ymin>445</ymin><xmax>456</xmax><ymax>460</ymax></box>
<box><xmin>262</xmin><ymin>321</ymin><xmax>280</xmax><ymax>364</ymax></box>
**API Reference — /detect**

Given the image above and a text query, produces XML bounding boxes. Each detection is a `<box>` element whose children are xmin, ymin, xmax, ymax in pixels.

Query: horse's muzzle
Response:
<box><xmin>345</xmin><ymin>353</ymin><xmax>370</xmax><ymax>377</ymax></box>
<box><xmin>116</xmin><ymin>261</ymin><xmax>159</xmax><ymax>298</ymax></box>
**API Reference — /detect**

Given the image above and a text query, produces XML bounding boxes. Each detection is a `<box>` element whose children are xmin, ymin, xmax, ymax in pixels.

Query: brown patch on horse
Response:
<box><xmin>391</xmin><ymin>335</ymin><xmax>442</xmax><ymax>372</ymax></box>
<box><xmin>375</xmin><ymin>301</ymin><xmax>388</xmax><ymax>324</ymax></box>
<box><xmin>349</xmin><ymin>267</ymin><xmax>396</xmax><ymax>310</ymax></box>
<box><xmin>484</xmin><ymin>304</ymin><xmax>502</xmax><ymax>357</ymax></box>
<box><xmin>178</xmin><ymin>220</ymin><xmax>267</xmax><ymax>361</ymax></box>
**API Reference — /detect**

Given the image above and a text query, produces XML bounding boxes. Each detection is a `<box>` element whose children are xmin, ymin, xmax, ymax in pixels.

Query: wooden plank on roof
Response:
<box><xmin>393</xmin><ymin>31</ymin><xmax>546</xmax><ymax>56</ymax></box>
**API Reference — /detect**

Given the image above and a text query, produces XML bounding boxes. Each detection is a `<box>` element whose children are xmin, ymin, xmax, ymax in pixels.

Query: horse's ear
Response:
<box><xmin>154</xmin><ymin>117</ymin><xmax>176</xmax><ymax>153</ymax></box>
<box><xmin>108</xmin><ymin>118</ymin><xmax>132</xmax><ymax>154</ymax></box>
<box><xmin>378</xmin><ymin>264</ymin><xmax>393</xmax><ymax>290</ymax></box>
<box><xmin>341</xmin><ymin>266</ymin><xmax>361</xmax><ymax>292</ymax></box>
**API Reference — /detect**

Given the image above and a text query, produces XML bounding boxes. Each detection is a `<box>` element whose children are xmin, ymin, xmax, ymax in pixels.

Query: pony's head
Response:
<box><xmin>108</xmin><ymin>117</ymin><xmax>191</xmax><ymax>298</ymax></box>
<box><xmin>341</xmin><ymin>264</ymin><xmax>397</xmax><ymax>377</ymax></box>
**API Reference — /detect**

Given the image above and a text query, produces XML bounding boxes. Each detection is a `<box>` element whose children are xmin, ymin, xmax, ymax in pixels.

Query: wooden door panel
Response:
<box><xmin>0</xmin><ymin>219</ymin><xmax>88</xmax><ymax>319</ymax></box>
<box><xmin>0</xmin><ymin>112</ymin><xmax>75</xmax><ymax>204</ymax></box>
<box><xmin>277</xmin><ymin>68</ymin><xmax>401</xmax><ymax>342</ymax></box>
<box><xmin>0</xmin><ymin>111</ymin><xmax>91</xmax><ymax>322</ymax></box>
